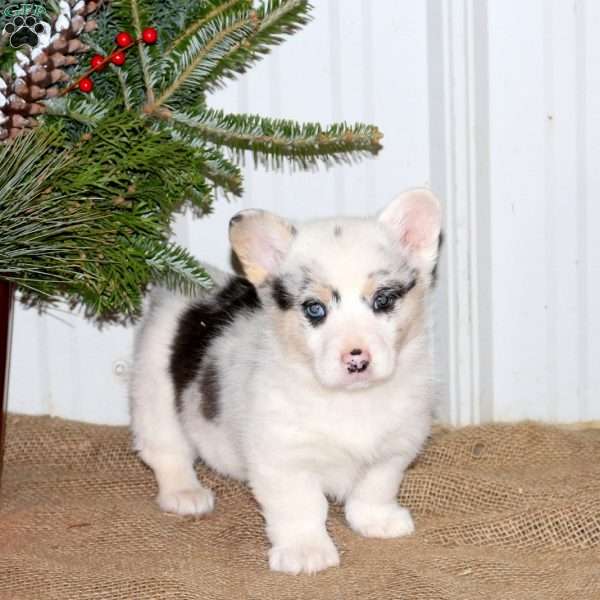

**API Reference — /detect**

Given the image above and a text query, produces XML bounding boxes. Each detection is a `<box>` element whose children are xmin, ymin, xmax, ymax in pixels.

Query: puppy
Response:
<box><xmin>130</xmin><ymin>188</ymin><xmax>442</xmax><ymax>574</ymax></box>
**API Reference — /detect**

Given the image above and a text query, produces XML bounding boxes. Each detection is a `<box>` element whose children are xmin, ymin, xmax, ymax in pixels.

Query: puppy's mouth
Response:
<box><xmin>342</xmin><ymin>369</ymin><xmax>373</xmax><ymax>388</ymax></box>
<box><xmin>343</xmin><ymin>378</ymin><xmax>373</xmax><ymax>391</ymax></box>
<box><xmin>314</xmin><ymin>368</ymin><xmax>381</xmax><ymax>391</ymax></box>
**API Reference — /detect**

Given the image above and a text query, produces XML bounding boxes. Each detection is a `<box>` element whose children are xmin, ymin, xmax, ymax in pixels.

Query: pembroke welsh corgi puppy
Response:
<box><xmin>130</xmin><ymin>188</ymin><xmax>442</xmax><ymax>574</ymax></box>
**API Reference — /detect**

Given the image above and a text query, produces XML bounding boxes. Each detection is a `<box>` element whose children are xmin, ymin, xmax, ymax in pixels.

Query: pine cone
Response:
<box><xmin>0</xmin><ymin>0</ymin><xmax>104</xmax><ymax>142</ymax></box>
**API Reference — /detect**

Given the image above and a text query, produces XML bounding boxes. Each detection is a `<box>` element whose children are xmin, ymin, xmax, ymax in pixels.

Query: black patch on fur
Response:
<box><xmin>334</xmin><ymin>225</ymin><xmax>342</xmax><ymax>237</ymax></box>
<box><xmin>332</xmin><ymin>289</ymin><xmax>341</xmax><ymax>303</ymax></box>
<box><xmin>290</xmin><ymin>224</ymin><xmax>298</xmax><ymax>236</ymax></box>
<box><xmin>430</xmin><ymin>231</ymin><xmax>444</xmax><ymax>287</ymax></box>
<box><xmin>199</xmin><ymin>361</ymin><xmax>220</xmax><ymax>420</ymax></box>
<box><xmin>271</xmin><ymin>277</ymin><xmax>294</xmax><ymax>310</ymax></box>
<box><xmin>170</xmin><ymin>277</ymin><xmax>261</xmax><ymax>411</ymax></box>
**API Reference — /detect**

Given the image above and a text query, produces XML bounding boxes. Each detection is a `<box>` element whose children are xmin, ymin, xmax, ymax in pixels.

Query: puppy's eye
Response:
<box><xmin>373</xmin><ymin>291</ymin><xmax>396</xmax><ymax>312</ymax></box>
<box><xmin>303</xmin><ymin>301</ymin><xmax>327</xmax><ymax>323</ymax></box>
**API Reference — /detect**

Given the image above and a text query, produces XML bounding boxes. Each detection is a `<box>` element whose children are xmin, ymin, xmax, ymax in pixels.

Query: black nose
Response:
<box><xmin>350</xmin><ymin>348</ymin><xmax>362</xmax><ymax>356</ymax></box>
<box><xmin>347</xmin><ymin>360</ymin><xmax>369</xmax><ymax>374</ymax></box>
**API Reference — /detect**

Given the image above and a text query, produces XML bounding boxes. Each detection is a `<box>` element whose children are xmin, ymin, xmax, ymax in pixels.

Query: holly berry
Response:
<box><xmin>115</xmin><ymin>31</ymin><xmax>134</xmax><ymax>47</ymax></box>
<box><xmin>142</xmin><ymin>27</ymin><xmax>158</xmax><ymax>44</ymax></box>
<box><xmin>78</xmin><ymin>77</ymin><xmax>94</xmax><ymax>93</ymax></box>
<box><xmin>90</xmin><ymin>54</ymin><xmax>106</xmax><ymax>71</ymax></box>
<box><xmin>111</xmin><ymin>51</ymin><xmax>127</xmax><ymax>66</ymax></box>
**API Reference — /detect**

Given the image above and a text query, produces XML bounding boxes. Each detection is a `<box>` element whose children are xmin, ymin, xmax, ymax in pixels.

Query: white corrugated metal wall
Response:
<box><xmin>8</xmin><ymin>0</ymin><xmax>600</xmax><ymax>425</ymax></box>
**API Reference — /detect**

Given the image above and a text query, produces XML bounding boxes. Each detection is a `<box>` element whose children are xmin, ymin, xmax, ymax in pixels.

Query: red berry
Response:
<box><xmin>90</xmin><ymin>54</ymin><xmax>106</xmax><ymax>71</ymax></box>
<box><xmin>78</xmin><ymin>77</ymin><xmax>94</xmax><ymax>93</ymax></box>
<box><xmin>111</xmin><ymin>51</ymin><xmax>126</xmax><ymax>66</ymax></box>
<box><xmin>115</xmin><ymin>31</ymin><xmax>134</xmax><ymax>47</ymax></box>
<box><xmin>142</xmin><ymin>27</ymin><xmax>158</xmax><ymax>45</ymax></box>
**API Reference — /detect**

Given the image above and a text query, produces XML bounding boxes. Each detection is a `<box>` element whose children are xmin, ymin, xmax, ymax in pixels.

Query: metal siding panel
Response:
<box><xmin>547</xmin><ymin>0</ymin><xmax>579</xmax><ymax>422</ymax></box>
<box><xmin>488</xmin><ymin>0</ymin><xmax>552</xmax><ymax>421</ymax></box>
<box><xmin>487</xmin><ymin>0</ymin><xmax>600</xmax><ymax>423</ymax></box>
<box><xmin>581</xmin><ymin>0</ymin><xmax>600</xmax><ymax>421</ymax></box>
<box><xmin>9</xmin><ymin>306</ymin><xmax>48</xmax><ymax>415</ymax></box>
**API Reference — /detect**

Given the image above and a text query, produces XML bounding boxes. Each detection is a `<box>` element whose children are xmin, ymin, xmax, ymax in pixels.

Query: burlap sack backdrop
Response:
<box><xmin>1</xmin><ymin>414</ymin><xmax>599</xmax><ymax>599</ymax></box>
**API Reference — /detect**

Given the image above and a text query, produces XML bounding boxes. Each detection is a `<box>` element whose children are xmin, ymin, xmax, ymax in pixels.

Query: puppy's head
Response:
<box><xmin>229</xmin><ymin>189</ymin><xmax>442</xmax><ymax>390</ymax></box>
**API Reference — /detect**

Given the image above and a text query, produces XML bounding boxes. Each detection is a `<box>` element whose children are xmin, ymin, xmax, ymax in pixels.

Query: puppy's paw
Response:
<box><xmin>268</xmin><ymin>535</ymin><xmax>340</xmax><ymax>574</ymax></box>
<box><xmin>157</xmin><ymin>487</ymin><xmax>215</xmax><ymax>516</ymax></box>
<box><xmin>346</xmin><ymin>501</ymin><xmax>415</xmax><ymax>538</ymax></box>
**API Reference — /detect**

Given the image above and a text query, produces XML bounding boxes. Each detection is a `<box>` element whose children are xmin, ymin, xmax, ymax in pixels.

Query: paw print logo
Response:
<box><xmin>3</xmin><ymin>15</ymin><xmax>46</xmax><ymax>48</ymax></box>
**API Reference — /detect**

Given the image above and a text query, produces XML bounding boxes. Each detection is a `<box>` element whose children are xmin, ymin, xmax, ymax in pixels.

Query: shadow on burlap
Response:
<box><xmin>1</xmin><ymin>414</ymin><xmax>599</xmax><ymax>600</ymax></box>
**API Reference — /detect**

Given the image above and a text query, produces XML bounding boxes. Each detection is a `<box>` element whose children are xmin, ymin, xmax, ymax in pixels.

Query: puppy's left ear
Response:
<box><xmin>378</xmin><ymin>188</ymin><xmax>442</xmax><ymax>269</ymax></box>
<box><xmin>229</xmin><ymin>209</ymin><xmax>296</xmax><ymax>285</ymax></box>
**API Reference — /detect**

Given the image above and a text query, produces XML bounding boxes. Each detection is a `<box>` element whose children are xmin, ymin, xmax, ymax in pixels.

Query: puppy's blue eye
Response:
<box><xmin>373</xmin><ymin>291</ymin><xmax>395</xmax><ymax>312</ymax></box>
<box><xmin>303</xmin><ymin>301</ymin><xmax>327</xmax><ymax>322</ymax></box>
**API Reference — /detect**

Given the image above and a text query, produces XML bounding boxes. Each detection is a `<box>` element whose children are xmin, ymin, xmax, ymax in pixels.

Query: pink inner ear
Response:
<box><xmin>242</xmin><ymin>217</ymin><xmax>294</xmax><ymax>276</ymax></box>
<box><xmin>229</xmin><ymin>209</ymin><xmax>295</xmax><ymax>284</ymax></box>
<box><xmin>255</xmin><ymin>234</ymin><xmax>284</xmax><ymax>273</ymax></box>
<box><xmin>379</xmin><ymin>189</ymin><xmax>441</xmax><ymax>260</ymax></box>
<box><xmin>400</xmin><ymin>203</ymin><xmax>439</xmax><ymax>250</ymax></box>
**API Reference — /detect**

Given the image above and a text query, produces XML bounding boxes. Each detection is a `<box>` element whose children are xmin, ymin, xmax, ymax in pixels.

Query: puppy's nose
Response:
<box><xmin>342</xmin><ymin>349</ymin><xmax>371</xmax><ymax>374</ymax></box>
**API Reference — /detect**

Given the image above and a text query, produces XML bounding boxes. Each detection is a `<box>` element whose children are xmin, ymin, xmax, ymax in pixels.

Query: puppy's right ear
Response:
<box><xmin>229</xmin><ymin>209</ymin><xmax>296</xmax><ymax>285</ymax></box>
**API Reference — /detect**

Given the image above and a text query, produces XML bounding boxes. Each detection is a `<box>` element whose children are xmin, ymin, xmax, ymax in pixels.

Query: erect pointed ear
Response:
<box><xmin>229</xmin><ymin>209</ymin><xmax>296</xmax><ymax>285</ymax></box>
<box><xmin>378</xmin><ymin>188</ymin><xmax>442</xmax><ymax>268</ymax></box>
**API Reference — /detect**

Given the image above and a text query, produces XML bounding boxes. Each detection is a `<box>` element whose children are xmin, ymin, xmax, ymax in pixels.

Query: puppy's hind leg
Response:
<box><xmin>142</xmin><ymin>430</ymin><xmax>214</xmax><ymax>517</ymax></box>
<box><xmin>130</xmin><ymin>307</ymin><xmax>214</xmax><ymax>516</ymax></box>
<box><xmin>149</xmin><ymin>448</ymin><xmax>215</xmax><ymax>517</ymax></box>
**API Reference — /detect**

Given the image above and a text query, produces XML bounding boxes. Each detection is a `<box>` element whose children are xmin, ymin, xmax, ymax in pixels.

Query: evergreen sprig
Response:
<box><xmin>168</xmin><ymin>107</ymin><xmax>383</xmax><ymax>168</ymax></box>
<box><xmin>2</xmin><ymin>0</ymin><xmax>382</xmax><ymax>322</ymax></box>
<box><xmin>47</xmin><ymin>0</ymin><xmax>382</xmax><ymax>196</ymax></box>
<box><xmin>1</xmin><ymin>125</ymin><xmax>211</xmax><ymax>322</ymax></box>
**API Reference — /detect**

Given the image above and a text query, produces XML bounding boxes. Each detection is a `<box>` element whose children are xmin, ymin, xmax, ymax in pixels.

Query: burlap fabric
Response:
<box><xmin>1</xmin><ymin>414</ymin><xmax>599</xmax><ymax>599</ymax></box>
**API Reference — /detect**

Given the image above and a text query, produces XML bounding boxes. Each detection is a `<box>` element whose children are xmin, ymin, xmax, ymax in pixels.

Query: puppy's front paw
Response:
<box><xmin>268</xmin><ymin>535</ymin><xmax>340</xmax><ymax>574</ymax></box>
<box><xmin>158</xmin><ymin>487</ymin><xmax>215</xmax><ymax>516</ymax></box>
<box><xmin>346</xmin><ymin>501</ymin><xmax>415</xmax><ymax>538</ymax></box>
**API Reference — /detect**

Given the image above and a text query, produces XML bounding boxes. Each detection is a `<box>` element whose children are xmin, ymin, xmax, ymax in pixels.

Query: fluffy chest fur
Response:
<box><xmin>248</xmin><ymin>378</ymin><xmax>431</xmax><ymax>500</ymax></box>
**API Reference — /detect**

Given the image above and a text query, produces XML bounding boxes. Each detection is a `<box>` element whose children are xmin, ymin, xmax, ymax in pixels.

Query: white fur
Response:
<box><xmin>130</xmin><ymin>189</ymin><xmax>441</xmax><ymax>574</ymax></box>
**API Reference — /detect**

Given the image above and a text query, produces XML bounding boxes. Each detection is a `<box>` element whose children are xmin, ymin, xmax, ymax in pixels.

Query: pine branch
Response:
<box><xmin>168</xmin><ymin>107</ymin><xmax>383</xmax><ymax>168</ymax></box>
<box><xmin>114</xmin><ymin>67</ymin><xmax>135</xmax><ymax>110</ymax></box>
<box><xmin>187</xmin><ymin>186</ymin><xmax>215</xmax><ymax>217</ymax></box>
<box><xmin>92</xmin><ymin>2</ymin><xmax>150</xmax><ymax>108</ymax></box>
<box><xmin>44</xmin><ymin>96</ymin><xmax>112</xmax><ymax>127</ymax></box>
<box><xmin>1</xmin><ymin>123</ymin><xmax>214</xmax><ymax>322</ymax></box>
<box><xmin>166</xmin><ymin>0</ymin><xmax>251</xmax><ymax>53</ymax></box>
<box><xmin>201</xmin><ymin>0</ymin><xmax>312</xmax><ymax>94</ymax></box>
<box><xmin>149</xmin><ymin>12</ymin><xmax>255</xmax><ymax>110</ymax></box>
<box><xmin>133</xmin><ymin>237</ymin><xmax>212</xmax><ymax>296</ymax></box>
<box><xmin>199</xmin><ymin>147</ymin><xmax>243</xmax><ymax>196</ymax></box>
<box><xmin>130</xmin><ymin>0</ymin><xmax>156</xmax><ymax>103</ymax></box>
<box><xmin>0</xmin><ymin>127</ymin><xmax>70</xmax><ymax>204</ymax></box>
<box><xmin>164</xmin><ymin>123</ymin><xmax>243</xmax><ymax>196</ymax></box>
